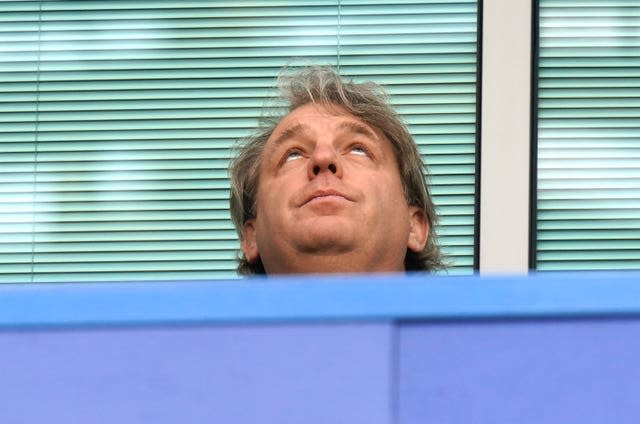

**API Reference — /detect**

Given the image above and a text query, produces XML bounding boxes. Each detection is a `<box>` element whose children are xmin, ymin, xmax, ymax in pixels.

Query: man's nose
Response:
<box><xmin>308</xmin><ymin>143</ymin><xmax>342</xmax><ymax>179</ymax></box>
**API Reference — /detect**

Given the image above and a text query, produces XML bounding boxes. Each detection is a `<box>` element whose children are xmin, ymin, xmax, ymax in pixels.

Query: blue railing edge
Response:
<box><xmin>1</xmin><ymin>271</ymin><xmax>639</xmax><ymax>328</ymax></box>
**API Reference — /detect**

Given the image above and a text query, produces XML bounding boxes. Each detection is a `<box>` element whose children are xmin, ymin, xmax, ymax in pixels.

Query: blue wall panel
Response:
<box><xmin>1</xmin><ymin>323</ymin><xmax>392</xmax><ymax>424</ymax></box>
<box><xmin>398</xmin><ymin>318</ymin><xmax>640</xmax><ymax>423</ymax></box>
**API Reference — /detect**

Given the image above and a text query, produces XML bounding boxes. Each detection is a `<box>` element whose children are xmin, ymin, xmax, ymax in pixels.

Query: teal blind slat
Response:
<box><xmin>1</xmin><ymin>0</ymin><xmax>478</xmax><ymax>282</ymax></box>
<box><xmin>536</xmin><ymin>0</ymin><xmax>640</xmax><ymax>271</ymax></box>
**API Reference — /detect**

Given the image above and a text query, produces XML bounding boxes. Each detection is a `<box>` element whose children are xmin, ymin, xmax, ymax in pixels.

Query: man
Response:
<box><xmin>229</xmin><ymin>66</ymin><xmax>444</xmax><ymax>275</ymax></box>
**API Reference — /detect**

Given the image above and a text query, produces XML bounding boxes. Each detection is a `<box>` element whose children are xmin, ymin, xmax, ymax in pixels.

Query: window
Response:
<box><xmin>534</xmin><ymin>0</ymin><xmax>640</xmax><ymax>270</ymax></box>
<box><xmin>0</xmin><ymin>1</ymin><xmax>479</xmax><ymax>282</ymax></box>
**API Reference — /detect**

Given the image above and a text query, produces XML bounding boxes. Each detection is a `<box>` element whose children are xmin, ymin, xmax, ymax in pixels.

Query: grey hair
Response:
<box><xmin>229</xmin><ymin>65</ymin><xmax>446</xmax><ymax>274</ymax></box>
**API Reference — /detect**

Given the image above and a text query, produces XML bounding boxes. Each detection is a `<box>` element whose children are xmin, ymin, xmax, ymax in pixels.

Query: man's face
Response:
<box><xmin>241</xmin><ymin>103</ymin><xmax>428</xmax><ymax>274</ymax></box>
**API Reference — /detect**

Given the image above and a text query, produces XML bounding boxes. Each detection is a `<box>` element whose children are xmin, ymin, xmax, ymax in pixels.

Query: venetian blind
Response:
<box><xmin>0</xmin><ymin>0</ymin><xmax>478</xmax><ymax>282</ymax></box>
<box><xmin>536</xmin><ymin>0</ymin><xmax>640</xmax><ymax>270</ymax></box>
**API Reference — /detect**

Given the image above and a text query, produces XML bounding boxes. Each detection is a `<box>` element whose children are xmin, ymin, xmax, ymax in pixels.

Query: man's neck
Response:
<box><xmin>263</xmin><ymin>251</ymin><xmax>406</xmax><ymax>275</ymax></box>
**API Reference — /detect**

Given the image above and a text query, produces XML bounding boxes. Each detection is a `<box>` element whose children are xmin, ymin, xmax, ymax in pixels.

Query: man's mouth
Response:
<box><xmin>302</xmin><ymin>189</ymin><xmax>351</xmax><ymax>206</ymax></box>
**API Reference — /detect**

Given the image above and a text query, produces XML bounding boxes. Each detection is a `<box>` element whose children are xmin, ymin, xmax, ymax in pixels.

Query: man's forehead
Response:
<box><xmin>268</xmin><ymin>103</ymin><xmax>382</xmax><ymax>145</ymax></box>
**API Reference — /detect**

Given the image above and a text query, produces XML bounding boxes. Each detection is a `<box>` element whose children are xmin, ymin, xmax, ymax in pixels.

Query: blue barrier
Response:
<box><xmin>1</xmin><ymin>272</ymin><xmax>639</xmax><ymax>423</ymax></box>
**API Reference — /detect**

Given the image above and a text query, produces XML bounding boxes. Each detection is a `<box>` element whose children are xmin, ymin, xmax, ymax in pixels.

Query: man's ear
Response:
<box><xmin>407</xmin><ymin>207</ymin><xmax>429</xmax><ymax>253</ymax></box>
<box><xmin>241</xmin><ymin>219</ymin><xmax>260</xmax><ymax>263</ymax></box>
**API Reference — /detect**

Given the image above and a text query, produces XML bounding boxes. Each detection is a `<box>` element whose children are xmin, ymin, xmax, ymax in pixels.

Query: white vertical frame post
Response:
<box><xmin>479</xmin><ymin>0</ymin><xmax>533</xmax><ymax>273</ymax></box>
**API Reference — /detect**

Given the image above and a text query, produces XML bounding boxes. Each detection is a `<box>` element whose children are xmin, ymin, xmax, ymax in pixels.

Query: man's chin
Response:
<box><xmin>294</xmin><ymin>221</ymin><xmax>358</xmax><ymax>254</ymax></box>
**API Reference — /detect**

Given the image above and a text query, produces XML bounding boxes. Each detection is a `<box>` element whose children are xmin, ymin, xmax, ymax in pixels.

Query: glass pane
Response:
<box><xmin>536</xmin><ymin>0</ymin><xmax>640</xmax><ymax>271</ymax></box>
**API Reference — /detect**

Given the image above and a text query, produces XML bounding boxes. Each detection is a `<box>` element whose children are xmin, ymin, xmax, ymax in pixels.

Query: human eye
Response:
<box><xmin>282</xmin><ymin>148</ymin><xmax>303</xmax><ymax>163</ymax></box>
<box><xmin>348</xmin><ymin>144</ymin><xmax>371</xmax><ymax>157</ymax></box>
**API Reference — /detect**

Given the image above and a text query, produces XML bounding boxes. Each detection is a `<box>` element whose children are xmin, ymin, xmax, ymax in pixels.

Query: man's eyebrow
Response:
<box><xmin>337</xmin><ymin>121</ymin><xmax>379</xmax><ymax>140</ymax></box>
<box><xmin>271</xmin><ymin>123</ymin><xmax>309</xmax><ymax>147</ymax></box>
